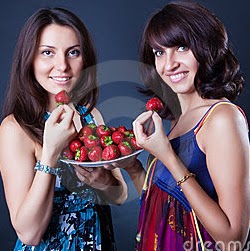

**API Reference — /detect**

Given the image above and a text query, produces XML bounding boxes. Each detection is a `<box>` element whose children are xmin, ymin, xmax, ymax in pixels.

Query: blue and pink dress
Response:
<box><xmin>135</xmin><ymin>101</ymin><xmax>247</xmax><ymax>251</ymax></box>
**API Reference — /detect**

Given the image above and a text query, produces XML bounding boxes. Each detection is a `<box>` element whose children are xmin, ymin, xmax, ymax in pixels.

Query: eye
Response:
<box><xmin>68</xmin><ymin>49</ymin><xmax>81</xmax><ymax>57</ymax></box>
<box><xmin>153</xmin><ymin>49</ymin><xmax>164</xmax><ymax>57</ymax></box>
<box><xmin>177</xmin><ymin>46</ymin><xmax>189</xmax><ymax>52</ymax></box>
<box><xmin>41</xmin><ymin>50</ymin><xmax>54</xmax><ymax>56</ymax></box>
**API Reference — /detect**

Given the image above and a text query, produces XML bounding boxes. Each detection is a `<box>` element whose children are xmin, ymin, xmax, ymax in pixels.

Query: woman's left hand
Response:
<box><xmin>73</xmin><ymin>165</ymin><xmax>118</xmax><ymax>191</ymax></box>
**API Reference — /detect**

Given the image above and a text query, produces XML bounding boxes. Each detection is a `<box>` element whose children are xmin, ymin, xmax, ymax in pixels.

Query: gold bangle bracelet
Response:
<box><xmin>176</xmin><ymin>173</ymin><xmax>196</xmax><ymax>187</ymax></box>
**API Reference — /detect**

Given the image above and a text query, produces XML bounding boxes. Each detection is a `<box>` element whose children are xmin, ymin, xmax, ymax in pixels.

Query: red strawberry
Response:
<box><xmin>117</xmin><ymin>125</ymin><xmax>127</xmax><ymax>133</ymax></box>
<box><xmin>118</xmin><ymin>141</ymin><xmax>133</xmax><ymax>156</ymax></box>
<box><xmin>84</xmin><ymin>134</ymin><xmax>100</xmax><ymax>148</ymax></box>
<box><xmin>124</xmin><ymin>130</ymin><xmax>134</xmax><ymax>138</ymax></box>
<box><xmin>69</xmin><ymin>139</ymin><xmax>82</xmax><ymax>152</ymax></box>
<box><xmin>130</xmin><ymin>137</ymin><xmax>142</xmax><ymax>151</ymax></box>
<box><xmin>75</xmin><ymin>146</ymin><xmax>88</xmax><ymax>162</ymax></box>
<box><xmin>55</xmin><ymin>90</ymin><xmax>70</xmax><ymax>106</ymax></box>
<box><xmin>102</xmin><ymin>145</ymin><xmax>120</xmax><ymax>160</ymax></box>
<box><xmin>100</xmin><ymin>135</ymin><xmax>113</xmax><ymax>148</ymax></box>
<box><xmin>88</xmin><ymin>146</ymin><xmax>103</xmax><ymax>162</ymax></box>
<box><xmin>78</xmin><ymin>125</ymin><xmax>94</xmax><ymax>142</ymax></box>
<box><xmin>96</xmin><ymin>125</ymin><xmax>111</xmax><ymax>137</ymax></box>
<box><xmin>62</xmin><ymin>147</ymin><xmax>74</xmax><ymax>160</ymax></box>
<box><xmin>146</xmin><ymin>97</ymin><xmax>163</xmax><ymax>112</ymax></box>
<box><xmin>109</xmin><ymin>126</ymin><xmax>117</xmax><ymax>132</ymax></box>
<box><xmin>87</xmin><ymin>123</ymin><xmax>97</xmax><ymax>130</ymax></box>
<box><xmin>111</xmin><ymin>131</ymin><xmax>125</xmax><ymax>145</ymax></box>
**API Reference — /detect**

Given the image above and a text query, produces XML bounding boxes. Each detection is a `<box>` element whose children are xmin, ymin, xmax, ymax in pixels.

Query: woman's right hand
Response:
<box><xmin>43</xmin><ymin>105</ymin><xmax>76</xmax><ymax>160</ymax></box>
<box><xmin>133</xmin><ymin>111</ymin><xmax>172</xmax><ymax>161</ymax></box>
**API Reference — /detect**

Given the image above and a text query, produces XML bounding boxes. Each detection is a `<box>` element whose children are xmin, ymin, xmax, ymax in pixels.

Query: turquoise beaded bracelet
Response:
<box><xmin>34</xmin><ymin>161</ymin><xmax>58</xmax><ymax>176</ymax></box>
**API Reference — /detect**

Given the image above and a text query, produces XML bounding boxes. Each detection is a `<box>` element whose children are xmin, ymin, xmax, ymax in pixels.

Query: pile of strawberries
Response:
<box><xmin>63</xmin><ymin>124</ymin><xmax>142</xmax><ymax>162</ymax></box>
<box><xmin>56</xmin><ymin>90</ymin><xmax>163</xmax><ymax>162</ymax></box>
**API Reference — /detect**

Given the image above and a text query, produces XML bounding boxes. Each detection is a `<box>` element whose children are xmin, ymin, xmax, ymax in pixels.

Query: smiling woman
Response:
<box><xmin>120</xmin><ymin>1</ymin><xmax>250</xmax><ymax>250</ymax></box>
<box><xmin>33</xmin><ymin>24</ymin><xmax>84</xmax><ymax>111</ymax></box>
<box><xmin>0</xmin><ymin>7</ymin><xmax>127</xmax><ymax>251</ymax></box>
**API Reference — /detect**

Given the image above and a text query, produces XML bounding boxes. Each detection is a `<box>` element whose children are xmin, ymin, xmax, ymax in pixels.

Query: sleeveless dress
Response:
<box><xmin>14</xmin><ymin>106</ymin><xmax>116</xmax><ymax>251</ymax></box>
<box><xmin>135</xmin><ymin>101</ymin><xmax>247</xmax><ymax>251</ymax></box>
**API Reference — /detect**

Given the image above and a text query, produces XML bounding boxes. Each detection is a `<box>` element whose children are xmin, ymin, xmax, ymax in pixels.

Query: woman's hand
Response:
<box><xmin>74</xmin><ymin>165</ymin><xmax>119</xmax><ymax>191</ymax></box>
<box><xmin>43</xmin><ymin>105</ymin><xmax>77</xmax><ymax>161</ymax></box>
<box><xmin>103</xmin><ymin>154</ymin><xmax>138</xmax><ymax>170</ymax></box>
<box><xmin>133</xmin><ymin>111</ymin><xmax>172</xmax><ymax>161</ymax></box>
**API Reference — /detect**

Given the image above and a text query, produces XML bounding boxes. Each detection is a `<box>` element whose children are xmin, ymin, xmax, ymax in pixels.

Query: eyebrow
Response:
<box><xmin>38</xmin><ymin>44</ymin><xmax>80</xmax><ymax>49</ymax></box>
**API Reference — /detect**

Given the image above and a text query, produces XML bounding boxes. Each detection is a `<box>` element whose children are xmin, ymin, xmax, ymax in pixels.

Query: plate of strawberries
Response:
<box><xmin>56</xmin><ymin>90</ymin><xmax>163</xmax><ymax>167</ymax></box>
<box><xmin>60</xmin><ymin>124</ymin><xmax>143</xmax><ymax>167</ymax></box>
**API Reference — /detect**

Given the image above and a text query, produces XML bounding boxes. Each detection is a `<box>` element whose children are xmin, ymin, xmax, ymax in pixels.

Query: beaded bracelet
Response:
<box><xmin>176</xmin><ymin>173</ymin><xmax>196</xmax><ymax>187</ymax></box>
<box><xmin>34</xmin><ymin>161</ymin><xmax>58</xmax><ymax>176</ymax></box>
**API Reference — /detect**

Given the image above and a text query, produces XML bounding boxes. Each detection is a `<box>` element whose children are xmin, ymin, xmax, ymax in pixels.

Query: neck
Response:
<box><xmin>178</xmin><ymin>92</ymin><xmax>203</xmax><ymax>115</ymax></box>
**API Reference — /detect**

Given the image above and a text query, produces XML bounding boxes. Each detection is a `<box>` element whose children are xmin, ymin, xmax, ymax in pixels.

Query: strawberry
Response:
<box><xmin>109</xmin><ymin>126</ymin><xmax>117</xmax><ymax>132</ymax></box>
<box><xmin>62</xmin><ymin>147</ymin><xmax>74</xmax><ymax>160</ymax></box>
<box><xmin>75</xmin><ymin>146</ymin><xmax>88</xmax><ymax>162</ymax></box>
<box><xmin>111</xmin><ymin>131</ymin><xmax>125</xmax><ymax>145</ymax></box>
<box><xmin>146</xmin><ymin>97</ymin><xmax>163</xmax><ymax>112</ymax></box>
<box><xmin>55</xmin><ymin>90</ymin><xmax>70</xmax><ymax>106</ymax></box>
<box><xmin>69</xmin><ymin>139</ymin><xmax>82</xmax><ymax>152</ymax></box>
<box><xmin>87</xmin><ymin>123</ymin><xmax>97</xmax><ymax>131</ymax></box>
<box><xmin>100</xmin><ymin>135</ymin><xmax>113</xmax><ymax>148</ymax></box>
<box><xmin>118</xmin><ymin>141</ymin><xmax>133</xmax><ymax>156</ymax></box>
<box><xmin>117</xmin><ymin>125</ymin><xmax>127</xmax><ymax>133</ymax></box>
<box><xmin>102</xmin><ymin>145</ymin><xmax>120</xmax><ymax>160</ymax></box>
<box><xmin>96</xmin><ymin>125</ymin><xmax>111</xmax><ymax>137</ymax></box>
<box><xmin>88</xmin><ymin>146</ymin><xmax>103</xmax><ymax>162</ymax></box>
<box><xmin>84</xmin><ymin>134</ymin><xmax>100</xmax><ymax>148</ymax></box>
<box><xmin>78</xmin><ymin>125</ymin><xmax>94</xmax><ymax>142</ymax></box>
<box><xmin>130</xmin><ymin>137</ymin><xmax>142</xmax><ymax>151</ymax></box>
<box><xmin>124</xmin><ymin>130</ymin><xmax>134</xmax><ymax>138</ymax></box>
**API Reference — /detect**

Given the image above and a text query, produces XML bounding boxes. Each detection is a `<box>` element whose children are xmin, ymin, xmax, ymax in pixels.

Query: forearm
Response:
<box><xmin>163</xmin><ymin>154</ymin><xmax>249</xmax><ymax>247</ymax></box>
<box><xmin>124</xmin><ymin>159</ymin><xmax>146</xmax><ymax>195</ymax></box>
<box><xmin>98</xmin><ymin>176</ymin><xmax>127</xmax><ymax>205</ymax></box>
<box><xmin>13</xmin><ymin>155</ymin><xmax>58</xmax><ymax>245</ymax></box>
<box><xmin>13</xmin><ymin>172</ymin><xmax>55</xmax><ymax>245</ymax></box>
<box><xmin>181</xmin><ymin>178</ymin><xmax>248</xmax><ymax>247</ymax></box>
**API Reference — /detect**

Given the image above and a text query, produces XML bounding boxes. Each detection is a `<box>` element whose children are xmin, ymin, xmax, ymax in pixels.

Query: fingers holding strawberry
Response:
<box><xmin>43</xmin><ymin>105</ymin><xmax>76</xmax><ymax>158</ymax></box>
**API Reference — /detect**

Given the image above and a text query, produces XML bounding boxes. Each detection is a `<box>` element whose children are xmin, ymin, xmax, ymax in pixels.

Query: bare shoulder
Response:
<box><xmin>206</xmin><ymin>103</ymin><xmax>247</xmax><ymax>132</ymax></box>
<box><xmin>0</xmin><ymin>114</ymin><xmax>35</xmax><ymax>156</ymax></box>
<box><xmin>1</xmin><ymin>114</ymin><xmax>29</xmax><ymax>138</ymax></box>
<box><xmin>197</xmin><ymin>103</ymin><xmax>248</xmax><ymax>151</ymax></box>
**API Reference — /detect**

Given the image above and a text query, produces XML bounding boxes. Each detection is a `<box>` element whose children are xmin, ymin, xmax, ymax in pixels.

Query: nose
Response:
<box><xmin>164</xmin><ymin>50</ymin><xmax>179</xmax><ymax>72</ymax></box>
<box><xmin>55</xmin><ymin>53</ymin><xmax>69</xmax><ymax>72</ymax></box>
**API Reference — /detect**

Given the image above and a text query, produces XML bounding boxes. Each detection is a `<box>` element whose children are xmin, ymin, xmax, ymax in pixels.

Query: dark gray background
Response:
<box><xmin>0</xmin><ymin>1</ymin><xmax>249</xmax><ymax>251</ymax></box>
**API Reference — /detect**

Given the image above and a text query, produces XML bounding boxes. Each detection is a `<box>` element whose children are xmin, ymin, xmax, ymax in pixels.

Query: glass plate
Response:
<box><xmin>60</xmin><ymin>149</ymin><xmax>144</xmax><ymax>167</ymax></box>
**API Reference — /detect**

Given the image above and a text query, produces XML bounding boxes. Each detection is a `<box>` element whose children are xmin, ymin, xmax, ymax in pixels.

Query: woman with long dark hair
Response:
<box><xmin>121</xmin><ymin>1</ymin><xmax>249</xmax><ymax>250</ymax></box>
<box><xmin>0</xmin><ymin>7</ymin><xmax>127</xmax><ymax>251</ymax></box>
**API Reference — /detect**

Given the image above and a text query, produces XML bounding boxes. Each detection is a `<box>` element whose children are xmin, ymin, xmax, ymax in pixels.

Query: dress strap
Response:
<box><xmin>194</xmin><ymin>101</ymin><xmax>248</xmax><ymax>135</ymax></box>
<box><xmin>76</xmin><ymin>105</ymin><xmax>95</xmax><ymax>124</ymax></box>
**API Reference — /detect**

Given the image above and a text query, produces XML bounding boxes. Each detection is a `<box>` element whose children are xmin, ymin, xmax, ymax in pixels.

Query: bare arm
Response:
<box><xmin>0</xmin><ymin>105</ymin><xmax>76</xmax><ymax>245</ymax></box>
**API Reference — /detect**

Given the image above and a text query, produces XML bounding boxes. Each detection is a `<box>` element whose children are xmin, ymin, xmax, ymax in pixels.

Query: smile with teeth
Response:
<box><xmin>169</xmin><ymin>72</ymin><xmax>187</xmax><ymax>81</ymax></box>
<box><xmin>51</xmin><ymin>77</ymin><xmax>71</xmax><ymax>82</ymax></box>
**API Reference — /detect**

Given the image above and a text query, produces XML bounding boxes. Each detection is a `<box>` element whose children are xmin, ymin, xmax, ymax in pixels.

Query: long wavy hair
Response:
<box><xmin>2</xmin><ymin>7</ymin><xmax>98</xmax><ymax>144</ymax></box>
<box><xmin>139</xmin><ymin>1</ymin><xmax>244</xmax><ymax>120</ymax></box>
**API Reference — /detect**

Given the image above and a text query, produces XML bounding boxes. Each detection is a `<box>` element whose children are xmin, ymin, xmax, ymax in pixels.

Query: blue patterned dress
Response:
<box><xmin>14</xmin><ymin>106</ymin><xmax>116</xmax><ymax>251</ymax></box>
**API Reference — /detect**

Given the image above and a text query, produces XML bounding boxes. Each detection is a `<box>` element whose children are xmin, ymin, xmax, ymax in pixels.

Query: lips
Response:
<box><xmin>168</xmin><ymin>72</ymin><xmax>188</xmax><ymax>83</ymax></box>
